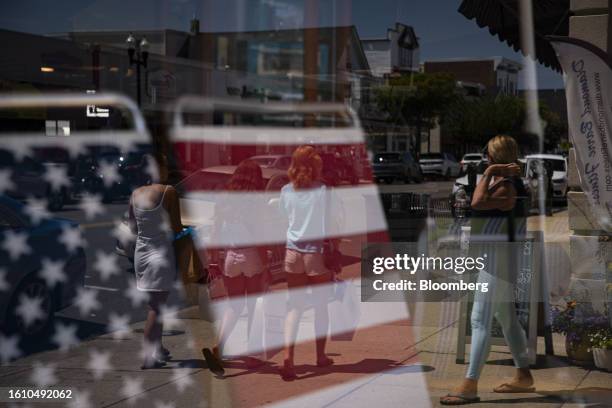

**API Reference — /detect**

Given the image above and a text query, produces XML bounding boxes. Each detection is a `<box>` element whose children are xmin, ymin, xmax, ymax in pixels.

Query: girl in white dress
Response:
<box><xmin>129</xmin><ymin>154</ymin><xmax>183</xmax><ymax>369</ymax></box>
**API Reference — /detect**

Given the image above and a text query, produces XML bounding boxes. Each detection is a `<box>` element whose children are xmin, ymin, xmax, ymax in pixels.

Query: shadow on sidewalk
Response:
<box><xmin>16</xmin><ymin>316</ymin><xmax>108</xmax><ymax>358</ymax></box>
<box><xmin>219</xmin><ymin>358</ymin><xmax>434</xmax><ymax>381</ymax></box>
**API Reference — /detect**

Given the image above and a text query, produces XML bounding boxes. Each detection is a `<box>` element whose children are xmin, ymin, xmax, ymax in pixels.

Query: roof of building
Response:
<box><xmin>361</xmin><ymin>22</ymin><xmax>419</xmax><ymax>49</ymax></box>
<box><xmin>424</xmin><ymin>56</ymin><xmax>523</xmax><ymax>70</ymax></box>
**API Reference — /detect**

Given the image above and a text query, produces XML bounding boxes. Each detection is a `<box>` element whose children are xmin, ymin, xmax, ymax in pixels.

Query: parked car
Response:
<box><xmin>419</xmin><ymin>152</ymin><xmax>461</xmax><ymax>179</ymax></box>
<box><xmin>372</xmin><ymin>152</ymin><xmax>422</xmax><ymax>184</ymax></box>
<box><xmin>320</xmin><ymin>152</ymin><xmax>360</xmax><ymax>185</ymax></box>
<box><xmin>0</xmin><ymin>195</ymin><xmax>86</xmax><ymax>338</ymax></box>
<box><xmin>71</xmin><ymin>145</ymin><xmax>132</xmax><ymax>203</ymax></box>
<box><xmin>249</xmin><ymin>155</ymin><xmax>292</xmax><ymax>170</ymax></box>
<box><xmin>0</xmin><ymin>148</ymin><xmax>70</xmax><ymax>211</ymax></box>
<box><xmin>524</xmin><ymin>154</ymin><xmax>568</xmax><ymax>199</ymax></box>
<box><xmin>460</xmin><ymin>153</ymin><xmax>488</xmax><ymax>174</ymax></box>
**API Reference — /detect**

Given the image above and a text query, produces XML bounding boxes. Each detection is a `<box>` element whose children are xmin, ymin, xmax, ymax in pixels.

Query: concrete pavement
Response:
<box><xmin>1</xmin><ymin>193</ymin><xmax>602</xmax><ymax>408</ymax></box>
<box><xmin>1</xmin><ymin>294</ymin><xmax>610</xmax><ymax>407</ymax></box>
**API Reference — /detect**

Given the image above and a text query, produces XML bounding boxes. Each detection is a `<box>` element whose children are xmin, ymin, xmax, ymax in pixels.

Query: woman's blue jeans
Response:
<box><xmin>466</xmin><ymin>268</ymin><xmax>530</xmax><ymax>380</ymax></box>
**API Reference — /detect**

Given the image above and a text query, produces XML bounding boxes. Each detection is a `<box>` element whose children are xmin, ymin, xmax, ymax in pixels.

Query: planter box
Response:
<box><xmin>593</xmin><ymin>348</ymin><xmax>612</xmax><ymax>371</ymax></box>
<box><xmin>566</xmin><ymin>337</ymin><xmax>594</xmax><ymax>366</ymax></box>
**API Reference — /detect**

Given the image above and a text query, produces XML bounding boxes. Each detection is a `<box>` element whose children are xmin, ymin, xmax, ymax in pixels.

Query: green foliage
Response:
<box><xmin>552</xmin><ymin>301</ymin><xmax>610</xmax><ymax>346</ymax></box>
<box><xmin>589</xmin><ymin>330</ymin><xmax>612</xmax><ymax>350</ymax></box>
<box><xmin>443</xmin><ymin>95</ymin><xmax>568</xmax><ymax>153</ymax></box>
<box><xmin>375</xmin><ymin>73</ymin><xmax>568</xmax><ymax>155</ymax></box>
<box><xmin>443</xmin><ymin>95</ymin><xmax>525</xmax><ymax>148</ymax></box>
<box><xmin>539</xmin><ymin>102</ymin><xmax>568</xmax><ymax>152</ymax></box>
<box><xmin>374</xmin><ymin>72</ymin><xmax>458</xmax><ymax>154</ymax></box>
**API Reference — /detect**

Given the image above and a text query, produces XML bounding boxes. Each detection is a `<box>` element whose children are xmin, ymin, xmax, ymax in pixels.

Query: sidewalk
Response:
<box><xmin>1</xmin><ymin>211</ymin><xmax>609</xmax><ymax>407</ymax></box>
<box><xmin>1</xmin><ymin>295</ymin><xmax>610</xmax><ymax>407</ymax></box>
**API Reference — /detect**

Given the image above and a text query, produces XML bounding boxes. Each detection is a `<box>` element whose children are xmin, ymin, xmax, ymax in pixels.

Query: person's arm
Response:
<box><xmin>471</xmin><ymin>163</ymin><xmax>520</xmax><ymax>211</ymax></box>
<box><xmin>164</xmin><ymin>186</ymin><xmax>184</xmax><ymax>234</ymax></box>
<box><xmin>328</xmin><ymin>187</ymin><xmax>343</xmax><ymax>249</ymax></box>
<box><xmin>128</xmin><ymin>194</ymin><xmax>137</xmax><ymax>235</ymax></box>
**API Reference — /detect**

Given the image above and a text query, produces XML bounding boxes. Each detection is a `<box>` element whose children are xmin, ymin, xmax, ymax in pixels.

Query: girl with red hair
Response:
<box><xmin>278</xmin><ymin>145</ymin><xmax>337</xmax><ymax>381</ymax></box>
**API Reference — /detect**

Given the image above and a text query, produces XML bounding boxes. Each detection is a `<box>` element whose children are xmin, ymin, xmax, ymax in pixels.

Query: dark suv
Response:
<box><xmin>372</xmin><ymin>152</ymin><xmax>422</xmax><ymax>184</ymax></box>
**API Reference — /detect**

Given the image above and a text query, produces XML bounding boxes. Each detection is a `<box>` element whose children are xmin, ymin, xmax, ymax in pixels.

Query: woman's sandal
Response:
<box><xmin>316</xmin><ymin>356</ymin><xmax>334</xmax><ymax>368</ymax></box>
<box><xmin>493</xmin><ymin>383</ymin><xmax>535</xmax><ymax>393</ymax></box>
<box><xmin>202</xmin><ymin>348</ymin><xmax>225</xmax><ymax>376</ymax></box>
<box><xmin>440</xmin><ymin>393</ymin><xmax>481</xmax><ymax>405</ymax></box>
<box><xmin>279</xmin><ymin>359</ymin><xmax>297</xmax><ymax>381</ymax></box>
<box><xmin>159</xmin><ymin>347</ymin><xmax>172</xmax><ymax>361</ymax></box>
<box><xmin>141</xmin><ymin>358</ymin><xmax>167</xmax><ymax>370</ymax></box>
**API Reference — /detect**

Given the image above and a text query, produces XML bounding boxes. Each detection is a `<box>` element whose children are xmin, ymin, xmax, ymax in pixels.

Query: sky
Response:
<box><xmin>0</xmin><ymin>0</ymin><xmax>563</xmax><ymax>88</ymax></box>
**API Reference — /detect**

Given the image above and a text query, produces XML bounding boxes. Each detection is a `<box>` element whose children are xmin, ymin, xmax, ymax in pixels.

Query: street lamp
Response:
<box><xmin>125</xmin><ymin>33</ymin><xmax>149</xmax><ymax>106</ymax></box>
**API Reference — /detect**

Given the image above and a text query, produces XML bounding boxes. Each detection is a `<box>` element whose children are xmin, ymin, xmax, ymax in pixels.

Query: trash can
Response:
<box><xmin>380</xmin><ymin>192</ymin><xmax>429</xmax><ymax>242</ymax></box>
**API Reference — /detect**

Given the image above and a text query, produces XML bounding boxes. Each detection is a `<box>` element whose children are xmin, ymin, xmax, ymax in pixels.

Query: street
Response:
<box><xmin>35</xmin><ymin>178</ymin><xmax>566</xmax><ymax>345</ymax></box>
<box><xmin>0</xmin><ymin>179</ymin><xmax>583</xmax><ymax>408</ymax></box>
<box><xmin>0</xmin><ymin>209</ymin><xmax>601</xmax><ymax>408</ymax></box>
<box><xmin>376</xmin><ymin>180</ymin><xmax>455</xmax><ymax>199</ymax></box>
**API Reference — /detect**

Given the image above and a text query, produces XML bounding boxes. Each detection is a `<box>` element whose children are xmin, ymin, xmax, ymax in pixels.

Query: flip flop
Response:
<box><xmin>440</xmin><ymin>393</ymin><xmax>481</xmax><ymax>405</ymax></box>
<box><xmin>279</xmin><ymin>360</ymin><xmax>297</xmax><ymax>381</ymax></box>
<box><xmin>493</xmin><ymin>383</ymin><xmax>535</xmax><ymax>393</ymax></box>
<box><xmin>157</xmin><ymin>347</ymin><xmax>172</xmax><ymax>361</ymax></box>
<box><xmin>202</xmin><ymin>348</ymin><xmax>225</xmax><ymax>376</ymax></box>
<box><xmin>140</xmin><ymin>358</ymin><xmax>166</xmax><ymax>370</ymax></box>
<box><xmin>316</xmin><ymin>356</ymin><xmax>334</xmax><ymax>368</ymax></box>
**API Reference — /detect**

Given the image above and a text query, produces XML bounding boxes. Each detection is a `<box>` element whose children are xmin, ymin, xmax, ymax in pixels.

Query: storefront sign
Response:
<box><xmin>551</xmin><ymin>36</ymin><xmax>612</xmax><ymax>231</ymax></box>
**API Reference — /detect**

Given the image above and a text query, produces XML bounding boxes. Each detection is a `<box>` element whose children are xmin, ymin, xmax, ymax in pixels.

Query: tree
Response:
<box><xmin>443</xmin><ymin>95</ymin><xmax>568</xmax><ymax>155</ymax></box>
<box><xmin>375</xmin><ymin>72</ymin><xmax>458</xmax><ymax>158</ymax></box>
<box><xmin>443</xmin><ymin>95</ymin><xmax>525</xmax><ymax>153</ymax></box>
<box><xmin>539</xmin><ymin>102</ymin><xmax>568</xmax><ymax>152</ymax></box>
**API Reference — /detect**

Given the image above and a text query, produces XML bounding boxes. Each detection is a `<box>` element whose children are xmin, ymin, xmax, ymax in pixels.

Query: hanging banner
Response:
<box><xmin>549</xmin><ymin>36</ymin><xmax>612</xmax><ymax>231</ymax></box>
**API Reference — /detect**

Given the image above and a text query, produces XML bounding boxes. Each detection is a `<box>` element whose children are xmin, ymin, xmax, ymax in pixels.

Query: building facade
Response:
<box><xmin>361</xmin><ymin>23</ymin><xmax>420</xmax><ymax>77</ymax></box>
<box><xmin>424</xmin><ymin>57</ymin><xmax>522</xmax><ymax>96</ymax></box>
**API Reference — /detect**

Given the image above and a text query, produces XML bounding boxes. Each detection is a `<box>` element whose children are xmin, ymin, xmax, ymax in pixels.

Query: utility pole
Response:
<box><xmin>303</xmin><ymin>1</ymin><xmax>318</xmax><ymax>104</ymax></box>
<box><xmin>608</xmin><ymin>0</ymin><xmax>612</xmax><ymax>56</ymax></box>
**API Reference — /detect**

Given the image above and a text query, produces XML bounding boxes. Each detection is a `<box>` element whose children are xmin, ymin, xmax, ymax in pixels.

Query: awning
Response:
<box><xmin>458</xmin><ymin>0</ymin><xmax>570</xmax><ymax>71</ymax></box>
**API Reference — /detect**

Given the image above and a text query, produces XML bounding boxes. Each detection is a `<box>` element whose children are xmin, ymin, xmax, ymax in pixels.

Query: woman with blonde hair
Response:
<box><xmin>278</xmin><ymin>145</ymin><xmax>337</xmax><ymax>381</ymax></box>
<box><xmin>442</xmin><ymin>135</ymin><xmax>534</xmax><ymax>405</ymax></box>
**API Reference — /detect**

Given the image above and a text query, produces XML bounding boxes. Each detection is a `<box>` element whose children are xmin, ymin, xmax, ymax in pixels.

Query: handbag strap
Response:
<box><xmin>323</xmin><ymin>185</ymin><xmax>331</xmax><ymax>245</ymax></box>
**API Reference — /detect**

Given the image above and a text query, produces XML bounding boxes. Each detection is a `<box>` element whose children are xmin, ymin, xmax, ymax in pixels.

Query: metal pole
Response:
<box><xmin>608</xmin><ymin>0</ymin><xmax>612</xmax><ymax>55</ymax></box>
<box><xmin>136</xmin><ymin>57</ymin><xmax>142</xmax><ymax>107</ymax></box>
<box><xmin>303</xmin><ymin>0</ymin><xmax>318</xmax><ymax>104</ymax></box>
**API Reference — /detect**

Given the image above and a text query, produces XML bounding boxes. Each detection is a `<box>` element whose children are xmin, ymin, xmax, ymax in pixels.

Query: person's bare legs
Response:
<box><xmin>245</xmin><ymin>273</ymin><xmax>266</xmax><ymax>336</ymax></box>
<box><xmin>143</xmin><ymin>291</ymin><xmax>169</xmax><ymax>364</ymax></box>
<box><xmin>283</xmin><ymin>306</ymin><xmax>302</xmax><ymax>364</ymax></box>
<box><xmin>310</xmin><ymin>272</ymin><xmax>333</xmax><ymax>366</ymax></box>
<box><xmin>243</xmin><ymin>274</ymin><xmax>267</xmax><ymax>367</ymax></box>
<box><xmin>508</xmin><ymin>367</ymin><xmax>534</xmax><ymax>388</ymax></box>
<box><xmin>451</xmin><ymin>379</ymin><xmax>479</xmax><ymax>398</ymax></box>
<box><xmin>214</xmin><ymin>275</ymin><xmax>246</xmax><ymax>357</ymax></box>
<box><xmin>493</xmin><ymin>301</ymin><xmax>534</xmax><ymax>391</ymax></box>
<box><xmin>283</xmin><ymin>272</ymin><xmax>309</xmax><ymax>375</ymax></box>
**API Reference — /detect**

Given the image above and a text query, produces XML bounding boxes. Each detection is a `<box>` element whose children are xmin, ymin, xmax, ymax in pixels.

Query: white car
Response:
<box><xmin>419</xmin><ymin>152</ymin><xmax>461</xmax><ymax>178</ymax></box>
<box><xmin>460</xmin><ymin>153</ymin><xmax>488</xmax><ymax>173</ymax></box>
<box><xmin>249</xmin><ymin>155</ymin><xmax>292</xmax><ymax>170</ymax></box>
<box><xmin>524</xmin><ymin>154</ymin><xmax>568</xmax><ymax>199</ymax></box>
